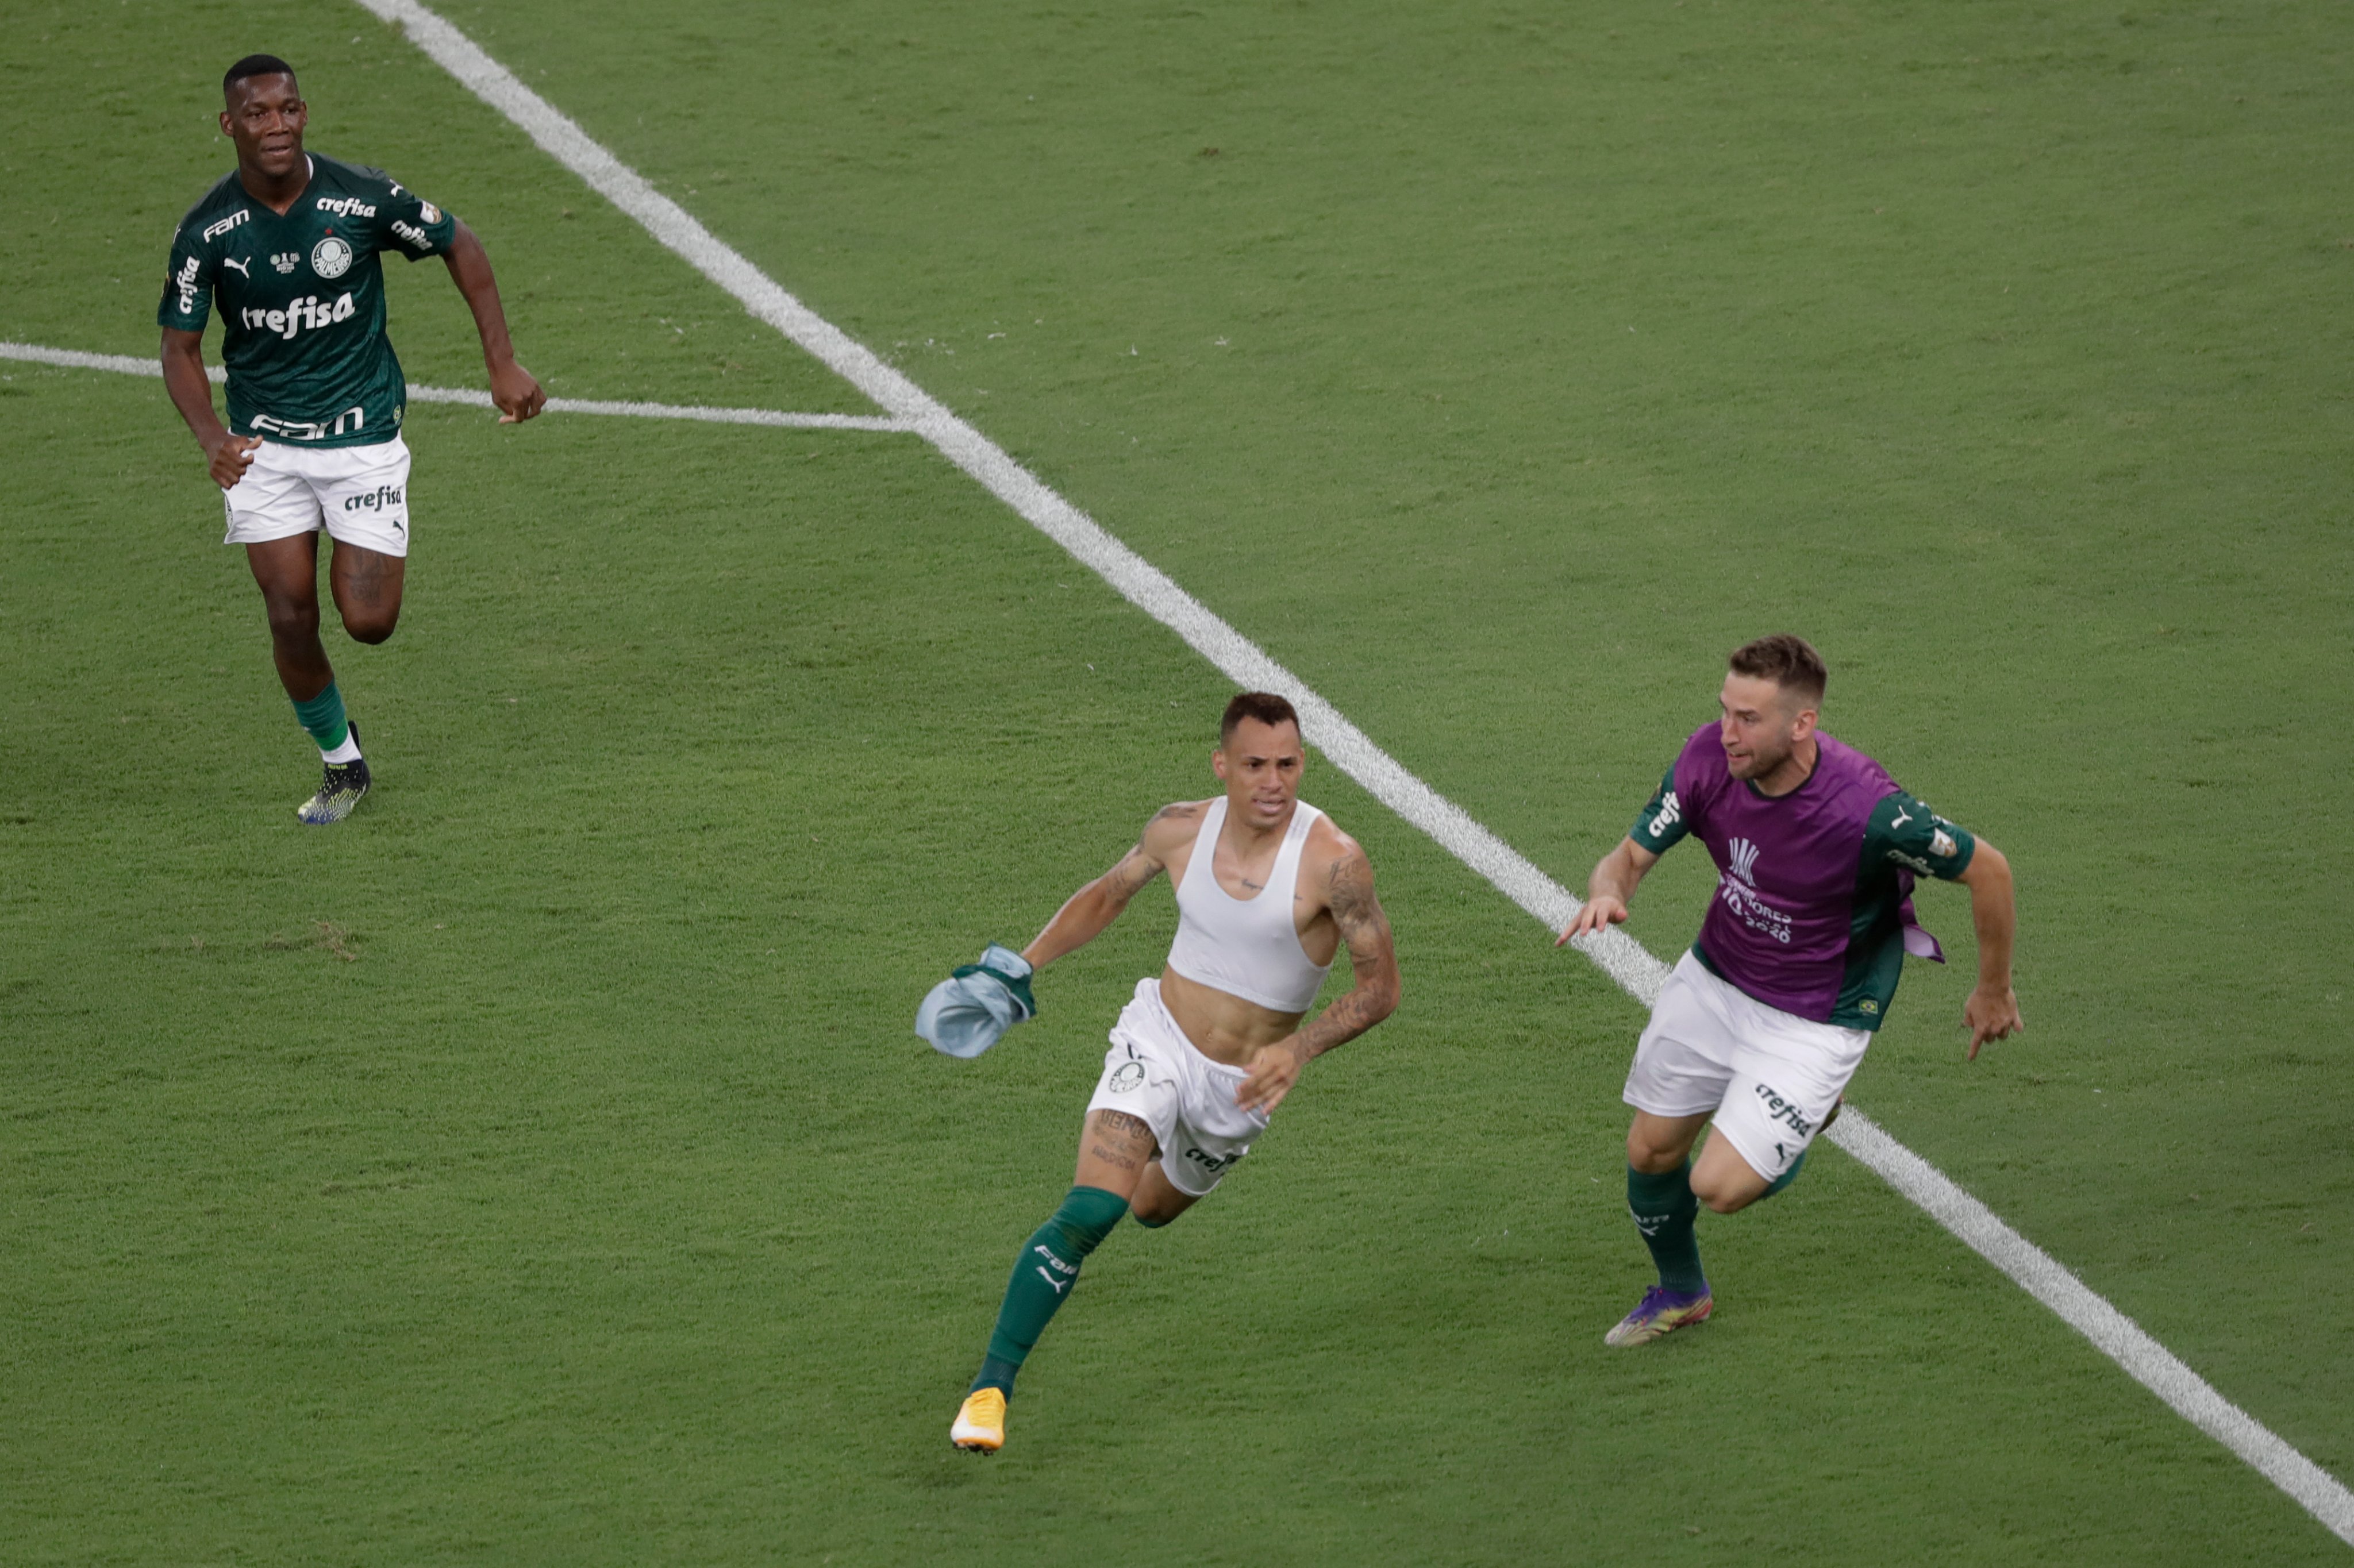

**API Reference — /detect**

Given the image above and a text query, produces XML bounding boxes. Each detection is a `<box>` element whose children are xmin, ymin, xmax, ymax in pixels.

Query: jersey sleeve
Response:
<box><xmin>1864</xmin><ymin>791</ymin><xmax>1976</xmax><ymax>881</ymax></box>
<box><xmin>376</xmin><ymin>175</ymin><xmax>459</xmax><ymax>261</ymax></box>
<box><xmin>157</xmin><ymin>225</ymin><xmax>214</xmax><ymax>332</ymax></box>
<box><xmin>1627</xmin><ymin>763</ymin><xmax>1691</xmax><ymax>854</ymax></box>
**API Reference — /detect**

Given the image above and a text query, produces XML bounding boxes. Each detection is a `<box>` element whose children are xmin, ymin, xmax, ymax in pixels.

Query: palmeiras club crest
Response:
<box><xmin>311</xmin><ymin>235</ymin><xmax>355</xmax><ymax>279</ymax></box>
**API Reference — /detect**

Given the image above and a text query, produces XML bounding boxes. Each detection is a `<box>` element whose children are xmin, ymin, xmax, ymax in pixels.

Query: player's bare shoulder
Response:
<box><xmin>1303</xmin><ymin>814</ymin><xmax>1380</xmax><ymax>920</ymax></box>
<box><xmin>1140</xmin><ymin>798</ymin><xmax>1211</xmax><ymax>856</ymax></box>
<box><xmin>1096</xmin><ymin>798</ymin><xmax>1209</xmax><ymax>900</ymax></box>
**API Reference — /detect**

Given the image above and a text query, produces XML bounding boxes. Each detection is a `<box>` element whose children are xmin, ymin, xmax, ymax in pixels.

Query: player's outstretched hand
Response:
<box><xmin>1236</xmin><ymin>1037</ymin><xmax>1307</xmax><ymax>1116</ymax></box>
<box><xmin>1556</xmin><ymin>895</ymin><xmax>1629</xmax><ymax>946</ymax></box>
<box><xmin>915</xmin><ymin>943</ymin><xmax>1037</xmax><ymax>1059</ymax></box>
<box><xmin>1963</xmin><ymin>984</ymin><xmax>2022</xmax><ymax>1060</ymax></box>
<box><xmin>489</xmin><ymin>359</ymin><xmax>547</xmax><ymax>425</ymax></box>
<box><xmin>205</xmin><ymin>433</ymin><xmax>261</xmax><ymax>491</ymax></box>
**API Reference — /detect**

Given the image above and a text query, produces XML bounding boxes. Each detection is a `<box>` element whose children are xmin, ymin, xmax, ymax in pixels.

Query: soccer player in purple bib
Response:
<box><xmin>1560</xmin><ymin>635</ymin><xmax>2021</xmax><ymax>1346</ymax></box>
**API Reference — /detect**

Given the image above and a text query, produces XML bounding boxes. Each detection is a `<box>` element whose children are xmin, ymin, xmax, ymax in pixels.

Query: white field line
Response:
<box><xmin>0</xmin><ymin>340</ymin><xmax>912</xmax><ymax>432</ymax></box>
<box><xmin>356</xmin><ymin>0</ymin><xmax>2354</xmax><ymax>1544</ymax></box>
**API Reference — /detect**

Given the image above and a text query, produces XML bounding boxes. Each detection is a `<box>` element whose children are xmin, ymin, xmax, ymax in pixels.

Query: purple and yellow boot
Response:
<box><xmin>1604</xmin><ymin>1284</ymin><xmax>1714</xmax><ymax>1347</ymax></box>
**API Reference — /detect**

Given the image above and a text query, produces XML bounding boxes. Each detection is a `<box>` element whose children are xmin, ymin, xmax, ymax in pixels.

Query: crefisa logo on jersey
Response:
<box><xmin>311</xmin><ymin>236</ymin><xmax>355</xmax><ymax>279</ymax></box>
<box><xmin>1648</xmin><ymin>789</ymin><xmax>1682</xmax><ymax>840</ymax></box>
<box><xmin>239</xmin><ymin>291</ymin><xmax>357</xmax><ymax>341</ymax></box>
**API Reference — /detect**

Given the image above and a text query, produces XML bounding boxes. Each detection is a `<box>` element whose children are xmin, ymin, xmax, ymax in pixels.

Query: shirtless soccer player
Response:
<box><xmin>924</xmin><ymin>692</ymin><xmax>1401</xmax><ymax>1452</ymax></box>
<box><xmin>1559</xmin><ymin>634</ymin><xmax>2022</xmax><ymax>1346</ymax></box>
<box><xmin>160</xmin><ymin>55</ymin><xmax>544</xmax><ymax>824</ymax></box>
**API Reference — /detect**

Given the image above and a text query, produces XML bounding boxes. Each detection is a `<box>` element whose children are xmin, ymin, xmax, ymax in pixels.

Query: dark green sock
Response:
<box><xmin>291</xmin><ymin>681</ymin><xmax>349</xmax><ymax>753</ymax></box>
<box><xmin>1760</xmin><ymin>1147</ymin><xmax>1808</xmax><ymax>1200</ymax></box>
<box><xmin>971</xmin><ymin>1185</ymin><xmax>1129</xmax><ymax>1396</ymax></box>
<box><xmin>1627</xmin><ymin>1163</ymin><xmax>1707</xmax><ymax>1295</ymax></box>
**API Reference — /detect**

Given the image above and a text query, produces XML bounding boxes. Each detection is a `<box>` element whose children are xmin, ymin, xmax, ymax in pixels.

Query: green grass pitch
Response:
<box><xmin>3</xmin><ymin>1</ymin><xmax>2349</xmax><ymax>1561</ymax></box>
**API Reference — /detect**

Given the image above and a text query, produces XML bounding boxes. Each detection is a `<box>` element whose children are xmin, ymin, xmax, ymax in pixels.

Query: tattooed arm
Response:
<box><xmin>1236</xmin><ymin>829</ymin><xmax>1400</xmax><ymax>1114</ymax></box>
<box><xmin>1020</xmin><ymin>802</ymin><xmax>1204</xmax><ymax>971</ymax></box>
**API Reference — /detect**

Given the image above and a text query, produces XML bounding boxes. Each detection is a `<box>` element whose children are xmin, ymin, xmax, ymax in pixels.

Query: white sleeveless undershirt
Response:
<box><xmin>1164</xmin><ymin>797</ymin><xmax>1333</xmax><ymax>1013</ymax></box>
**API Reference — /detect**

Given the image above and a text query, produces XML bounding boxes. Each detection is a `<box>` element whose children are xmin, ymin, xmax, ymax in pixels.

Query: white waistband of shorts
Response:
<box><xmin>1678</xmin><ymin>951</ymin><xmax>1872</xmax><ymax>1050</ymax></box>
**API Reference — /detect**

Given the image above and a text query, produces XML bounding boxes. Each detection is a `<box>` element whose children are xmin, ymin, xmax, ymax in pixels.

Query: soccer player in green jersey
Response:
<box><xmin>159</xmin><ymin>54</ymin><xmax>545</xmax><ymax>824</ymax></box>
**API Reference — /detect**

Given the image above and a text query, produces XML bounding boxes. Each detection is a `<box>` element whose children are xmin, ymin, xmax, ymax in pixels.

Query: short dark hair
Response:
<box><xmin>1220</xmin><ymin>691</ymin><xmax>1301</xmax><ymax>745</ymax></box>
<box><xmin>1728</xmin><ymin>633</ymin><xmax>1827</xmax><ymax>706</ymax></box>
<box><xmin>224</xmin><ymin>55</ymin><xmax>298</xmax><ymax>98</ymax></box>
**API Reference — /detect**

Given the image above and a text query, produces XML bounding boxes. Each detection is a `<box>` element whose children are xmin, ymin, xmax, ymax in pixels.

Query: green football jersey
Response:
<box><xmin>157</xmin><ymin>153</ymin><xmax>457</xmax><ymax>448</ymax></box>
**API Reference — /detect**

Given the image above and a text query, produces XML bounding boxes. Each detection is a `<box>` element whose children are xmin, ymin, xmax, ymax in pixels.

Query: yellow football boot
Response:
<box><xmin>951</xmin><ymin>1388</ymin><xmax>1007</xmax><ymax>1452</ymax></box>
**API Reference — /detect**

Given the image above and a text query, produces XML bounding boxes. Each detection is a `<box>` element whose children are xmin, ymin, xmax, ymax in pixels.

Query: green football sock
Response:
<box><xmin>971</xmin><ymin>1185</ymin><xmax>1129</xmax><ymax>1396</ymax></box>
<box><xmin>1760</xmin><ymin>1147</ymin><xmax>1808</xmax><ymax>1200</ymax></box>
<box><xmin>1627</xmin><ymin>1163</ymin><xmax>1707</xmax><ymax>1295</ymax></box>
<box><xmin>291</xmin><ymin>680</ymin><xmax>350</xmax><ymax>753</ymax></box>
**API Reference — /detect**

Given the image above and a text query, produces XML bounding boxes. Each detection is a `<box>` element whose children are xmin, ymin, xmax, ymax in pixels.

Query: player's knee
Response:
<box><xmin>1625</xmin><ymin>1124</ymin><xmax>1682</xmax><ymax>1173</ymax></box>
<box><xmin>1131</xmin><ymin>1192</ymin><xmax>1195</xmax><ymax>1227</ymax></box>
<box><xmin>344</xmin><ymin>611</ymin><xmax>399</xmax><ymax>645</ymax></box>
<box><xmin>263</xmin><ymin>599</ymin><xmax>320</xmax><ymax>643</ymax></box>
<box><xmin>1689</xmin><ymin>1168</ymin><xmax>1755</xmax><ymax>1215</ymax></box>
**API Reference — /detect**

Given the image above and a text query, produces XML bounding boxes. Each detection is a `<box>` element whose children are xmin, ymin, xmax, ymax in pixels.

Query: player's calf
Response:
<box><xmin>953</xmin><ymin>1184</ymin><xmax>1129</xmax><ymax>1450</ymax></box>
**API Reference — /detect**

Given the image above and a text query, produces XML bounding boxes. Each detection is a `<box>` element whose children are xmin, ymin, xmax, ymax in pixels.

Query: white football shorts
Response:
<box><xmin>222</xmin><ymin>435</ymin><xmax>412</xmax><ymax>558</ymax></box>
<box><xmin>1085</xmin><ymin>977</ymin><xmax>1271</xmax><ymax>1197</ymax></box>
<box><xmin>1623</xmin><ymin>950</ymin><xmax>1872</xmax><ymax>1183</ymax></box>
